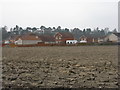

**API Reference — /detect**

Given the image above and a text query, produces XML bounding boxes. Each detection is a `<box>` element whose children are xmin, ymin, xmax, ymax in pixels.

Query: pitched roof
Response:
<box><xmin>19</xmin><ymin>35</ymin><xmax>41</xmax><ymax>40</ymax></box>
<box><xmin>8</xmin><ymin>33</ymin><xmax>42</xmax><ymax>41</ymax></box>
<box><xmin>80</xmin><ymin>35</ymin><xmax>87</xmax><ymax>38</ymax></box>
<box><xmin>80</xmin><ymin>35</ymin><xmax>95</xmax><ymax>39</ymax></box>
<box><xmin>9</xmin><ymin>35</ymin><xmax>21</xmax><ymax>41</ymax></box>
<box><xmin>80</xmin><ymin>34</ymin><xmax>106</xmax><ymax>39</ymax></box>
<box><xmin>56</xmin><ymin>32</ymin><xmax>74</xmax><ymax>38</ymax></box>
<box><xmin>39</xmin><ymin>35</ymin><xmax>55</xmax><ymax>42</ymax></box>
<box><xmin>113</xmin><ymin>33</ymin><xmax>120</xmax><ymax>37</ymax></box>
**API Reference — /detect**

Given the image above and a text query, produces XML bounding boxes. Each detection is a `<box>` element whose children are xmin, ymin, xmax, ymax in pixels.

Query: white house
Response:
<box><xmin>66</xmin><ymin>40</ymin><xmax>78</xmax><ymax>44</ymax></box>
<box><xmin>4</xmin><ymin>40</ymin><xmax>10</xmax><ymax>44</ymax></box>
<box><xmin>104</xmin><ymin>33</ymin><xmax>120</xmax><ymax>42</ymax></box>
<box><xmin>15</xmin><ymin>35</ymin><xmax>42</xmax><ymax>45</ymax></box>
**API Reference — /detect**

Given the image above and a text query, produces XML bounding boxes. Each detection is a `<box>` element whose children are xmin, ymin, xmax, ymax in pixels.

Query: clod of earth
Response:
<box><xmin>2</xmin><ymin>46</ymin><xmax>118</xmax><ymax>88</ymax></box>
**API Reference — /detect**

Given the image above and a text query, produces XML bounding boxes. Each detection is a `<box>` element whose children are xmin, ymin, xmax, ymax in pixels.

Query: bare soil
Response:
<box><xmin>2</xmin><ymin>46</ymin><xmax>119</xmax><ymax>88</ymax></box>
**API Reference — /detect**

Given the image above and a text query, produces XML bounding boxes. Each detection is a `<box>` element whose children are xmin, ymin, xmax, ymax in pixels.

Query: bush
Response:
<box><xmin>98</xmin><ymin>42</ymin><xmax>118</xmax><ymax>45</ymax></box>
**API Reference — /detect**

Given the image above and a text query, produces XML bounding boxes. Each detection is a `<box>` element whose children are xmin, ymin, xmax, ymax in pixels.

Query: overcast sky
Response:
<box><xmin>0</xmin><ymin>0</ymin><xmax>119</xmax><ymax>31</ymax></box>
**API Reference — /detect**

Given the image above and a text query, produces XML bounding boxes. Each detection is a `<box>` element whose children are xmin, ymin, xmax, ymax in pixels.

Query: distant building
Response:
<box><xmin>4</xmin><ymin>40</ymin><xmax>10</xmax><ymax>44</ymax></box>
<box><xmin>14</xmin><ymin>34</ymin><xmax>42</xmax><ymax>45</ymax></box>
<box><xmin>6</xmin><ymin>33</ymin><xmax>56</xmax><ymax>45</ymax></box>
<box><xmin>79</xmin><ymin>35</ymin><xmax>98</xmax><ymax>43</ymax></box>
<box><xmin>79</xmin><ymin>35</ymin><xmax>87</xmax><ymax>43</ymax></box>
<box><xmin>8</xmin><ymin>35</ymin><xmax>21</xmax><ymax>44</ymax></box>
<box><xmin>104</xmin><ymin>33</ymin><xmax>120</xmax><ymax>43</ymax></box>
<box><xmin>54</xmin><ymin>32</ymin><xmax>74</xmax><ymax>44</ymax></box>
<box><xmin>98</xmin><ymin>37</ymin><xmax>106</xmax><ymax>43</ymax></box>
<box><xmin>39</xmin><ymin>35</ymin><xmax>55</xmax><ymax>44</ymax></box>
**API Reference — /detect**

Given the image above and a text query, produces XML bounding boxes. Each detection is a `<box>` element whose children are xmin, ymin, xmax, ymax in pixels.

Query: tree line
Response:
<box><xmin>0</xmin><ymin>25</ymin><xmax>117</xmax><ymax>40</ymax></box>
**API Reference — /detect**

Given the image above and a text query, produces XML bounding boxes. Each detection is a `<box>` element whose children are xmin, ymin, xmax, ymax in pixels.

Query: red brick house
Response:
<box><xmin>39</xmin><ymin>35</ymin><xmax>55</xmax><ymax>44</ymax></box>
<box><xmin>80</xmin><ymin>35</ymin><xmax>98</xmax><ymax>43</ymax></box>
<box><xmin>54</xmin><ymin>32</ymin><xmax>74</xmax><ymax>44</ymax></box>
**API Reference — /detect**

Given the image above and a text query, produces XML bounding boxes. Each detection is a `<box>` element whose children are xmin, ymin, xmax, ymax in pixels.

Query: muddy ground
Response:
<box><xmin>2</xmin><ymin>46</ymin><xmax>119</xmax><ymax>88</ymax></box>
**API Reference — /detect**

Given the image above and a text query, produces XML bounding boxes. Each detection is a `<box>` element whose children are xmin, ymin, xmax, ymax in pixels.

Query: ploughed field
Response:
<box><xmin>2</xmin><ymin>46</ymin><xmax>118</xmax><ymax>88</ymax></box>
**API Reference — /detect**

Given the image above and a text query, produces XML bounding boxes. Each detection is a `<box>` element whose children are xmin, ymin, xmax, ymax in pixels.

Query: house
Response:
<box><xmin>98</xmin><ymin>36</ymin><xmax>106</xmax><ymax>43</ymax></box>
<box><xmin>79</xmin><ymin>35</ymin><xmax>98</xmax><ymax>43</ymax></box>
<box><xmin>8</xmin><ymin>33</ymin><xmax>56</xmax><ymax>45</ymax></box>
<box><xmin>54</xmin><ymin>32</ymin><xmax>74</xmax><ymax>44</ymax></box>
<box><xmin>66</xmin><ymin>40</ymin><xmax>78</xmax><ymax>44</ymax></box>
<box><xmin>4</xmin><ymin>40</ymin><xmax>10</xmax><ymax>44</ymax></box>
<box><xmin>39</xmin><ymin>35</ymin><xmax>55</xmax><ymax>44</ymax></box>
<box><xmin>2</xmin><ymin>35</ymin><xmax>21</xmax><ymax>44</ymax></box>
<box><xmin>14</xmin><ymin>34</ymin><xmax>42</xmax><ymax>45</ymax></box>
<box><xmin>104</xmin><ymin>33</ymin><xmax>120</xmax><ymax>43</ymax></box>
<box><xmin>8</xmin><ymin>35</ymin><xmax>21</xmax><ymax>44</ymax></box>
<box><xmin>79</xmin><ymin>35</ymin><xmax>87</xmax><ymax>43</ymax></box>
<box><xmin>3</xmin><ymin>38</ymin><xmax>11</xmax><ymax>44</ymax></box>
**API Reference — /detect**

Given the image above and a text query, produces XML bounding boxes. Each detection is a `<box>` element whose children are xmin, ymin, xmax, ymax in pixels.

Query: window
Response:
<box><xmin>59</xmin><ymin>37</ymin><xmax>61</xmax><ymax>39</ymax></box>
<box><xmin>56</xmin><ymin>37</ymin><xmax>58</xmax><ymax>39</ymax></box>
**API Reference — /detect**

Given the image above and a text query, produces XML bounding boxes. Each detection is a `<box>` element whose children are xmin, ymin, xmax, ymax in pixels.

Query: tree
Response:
<box><xmin>113</xmin><ymin>28</ymin><xmax>117</xmax><ymax>33</ymax></box>
<box><xmin>100</xmin><ymin>29</ymin><xmax>105</xmax><ymax>37</ymax></box>
<box><xmin>56</xmin><ymin>26</ymin><xmax>61</xmax><ymax>32</ymax></box>
<box><xmin>32</xmin><ymin>27</ymin><xmax>37</xmax><ymax>32</ymax></box>
<box><xmin>96</xmin><ymin>27</ymin><xmax>99</xmax><ymax>31</ymax></box>
<box><xmin>104</xmin><ymin>27</ymin><xmax>109</xmax><ymax>35</ymax></box>
<box><xmin>26</xmin><ymin>27</ymin><xmax>31</xmax><ymax>30</ymax></box>
<box><xmin>19</xmin><ymin>27</ymin><xmax>23</xmax><ymax>30</ymax></box>
<box><xmin>86</xmin><ymin>28</ymin><xmax>91</xmax><ymax>35</ymax></box>
<box><xmin>26</xmin><ymin>27</ymin><xmax>32</xmax><ymax>33</ymax></box>
<box><xmin>48</xmin><ymin>27</ymin><xmax>52</xmax><ymax>31</ymax></box>
<box><xmin>10</xmin><ymin>28</ymin><xmax>13</xmax><ymax>32</ymax></box>
<box><xmin>71</xmin><ymin>28</ymin><xmax>82</xmax><ymax>40</ymax></box>
<box><xmin>11</xmin><ymin>25</ymin><xmax>20</xmax><ymax>35</ymax></box>
<box><xmin>15</xmin><ymin>25</ymin><xmax>19</xmax><ymax>31</ymax></box>
<box><xmin>65</xmin><ymin>28</ymin><xmax>69</xmax><ymax>32</ymax></box>
<box><xmin>40</xmin><ymin>26</ymin><xmax>46</xmax><ymax>30</ymax></box>
<box><xmin>43</xmin><ymin>27</ymin><xmax>52</xmax><ymax>35</ymax></box>
<box><xmin>1</xmin><ymin>26</ymin><xmax>9</xmax><ymax>40</ymax></box>
<box><xmin>53</xmin><ymin>27</ymin><xmax>56</xmax><ymax>30</ymax></box>
<box><xmin>83</xmin><ymin>29</ymin><xmax>86</xmax><ymax>33</ymax></box>
<box><xmin>19</xmin><ymin>27</ymin><xmax>23</xmax><ymax>35</ymax></box>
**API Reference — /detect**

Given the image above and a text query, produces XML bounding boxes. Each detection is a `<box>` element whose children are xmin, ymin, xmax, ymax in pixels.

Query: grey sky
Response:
<box><xmin>1</xmin><ymin>0</ymin><xmax>119</xmax><ymax>31</ymax></box>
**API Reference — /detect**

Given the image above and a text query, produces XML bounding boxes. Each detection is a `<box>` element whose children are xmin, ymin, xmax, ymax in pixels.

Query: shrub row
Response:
<box><xmin>2</xmin><ymin>42</ymin><xmax>120</xmax><ymax>47</ymax></box>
